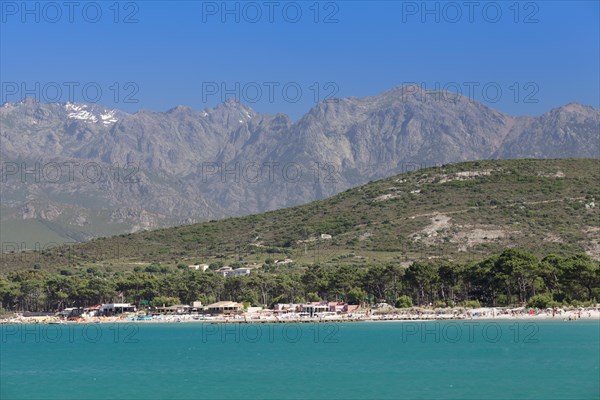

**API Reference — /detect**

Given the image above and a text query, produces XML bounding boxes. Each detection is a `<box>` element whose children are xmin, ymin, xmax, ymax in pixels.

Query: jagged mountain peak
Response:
<box><xmin>548</xmin><ymin>102</ymin><xmax>598</xmax><ymax>115</ymax></box>
<box><xmin>210</xmin><ymin>98</ymin><xmax>256</xmax><ymax>114</ymax></box>
<box><xmin>1</xmin><ymin>87</ymin><xmax>598</xmax><ymax>244</ymax></box>
<box><xmin>166</xmin><ymin>105</ymin><xmax>195</xmax><ymax>114</ymax></box>
<box><xmin>18</xmin><ymin>96</ymin><xmax>40</xmax><ymax>106</ymax></box>
<box><xmin>199</xmin><ymin>98</ymin><xmax>259</xmax><ymax>127</ymax></box>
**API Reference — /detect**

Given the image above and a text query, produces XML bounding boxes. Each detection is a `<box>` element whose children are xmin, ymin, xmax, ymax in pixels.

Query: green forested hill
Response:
<box><xmin>3</xmin><ymin>158</ymin><xmax>599</xmax><ymax>274</ymax></box>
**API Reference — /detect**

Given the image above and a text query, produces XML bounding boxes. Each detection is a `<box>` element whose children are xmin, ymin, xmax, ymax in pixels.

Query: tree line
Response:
<box><xmin>1</xmin><ymin>249</ymin><xmax>598</xmax><ymax>313</ymax></box>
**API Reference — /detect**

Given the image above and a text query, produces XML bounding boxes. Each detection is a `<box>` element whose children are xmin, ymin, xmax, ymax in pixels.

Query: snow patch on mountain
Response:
<box><xmin>100</xmin><ymin>110</ymin><xmax>118</xmax><ymax>125</ymax></box>
<box><xmin>65</xmin><ymin>103</ymin><xmax>118</xmax><ymax>125</ymax></box>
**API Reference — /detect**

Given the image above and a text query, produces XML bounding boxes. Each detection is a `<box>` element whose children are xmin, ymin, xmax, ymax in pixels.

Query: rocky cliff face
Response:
<box><xmin>1</xmin><ymin>86</ymin><xmax>598</xmax><ymax>243</ymax></box>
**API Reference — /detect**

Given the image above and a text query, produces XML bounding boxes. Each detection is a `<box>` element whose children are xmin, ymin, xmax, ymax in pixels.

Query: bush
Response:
<box><xmin>395</xmin><ymin>295</ymin><xmax>413</xmax><ymax>308</ymax></box>
<box><xmin>152</xmin><ymin>296</ymin><xmax>180</xmax><ymax>307</ymax></box>
<box><xmin>144</xmin><ymin>264</ymin><xmax>161</xmax><ymax>273</ymax></box>
<box><xmin>527</xmin><ymin>294</ymin><xmax>553</xmax><ymax>309</ymax></box>
<box><xmin>159</xmin><ymin>266</ymin><xmax>172</xmax><ymax>274</ymax></box>
<box><xmin>347</xmin><ymin>288</ymin><xmax>366</xmax><ymax>305</ymax></box>
<box><xmin>307</xmin><ymin>292</ymin><xmax>321</xmax><ymax>302</ymax></box>
<box><xmin>552</xmin><ymin>292</ymin><xmax>567</xmax><ymax>303</ymax></box>
<box><xmin>462</xmin><ymin>300</ymin><xmax>481</xmax><ymax>308</ymax></box>
<box><xmin>434</xmin><ymin>300</ymin><xmax>448</xmax><ymax>308</ymax></box>
<box><xmin>547</xmin><ymin>300</ymin><xmax>561</xmax><ymax>308</ymax></box>
<box><xmin>208</xmin><ymin>261</ymin><xmax>224</xmax><ymax>270</ymax></box>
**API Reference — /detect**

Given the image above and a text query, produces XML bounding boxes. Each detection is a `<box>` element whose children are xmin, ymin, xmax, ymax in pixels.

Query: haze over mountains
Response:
<box><xmin>1</xmin><ymin>85</ymin><xmax>599</xmax><ymax>244</ymax></box>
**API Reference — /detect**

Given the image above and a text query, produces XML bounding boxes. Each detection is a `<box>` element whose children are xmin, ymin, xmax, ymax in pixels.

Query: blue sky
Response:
<box><xmin>1</xmin><ymin>0</ymin><xmax>598</xmax><ymax>119</ymax></box>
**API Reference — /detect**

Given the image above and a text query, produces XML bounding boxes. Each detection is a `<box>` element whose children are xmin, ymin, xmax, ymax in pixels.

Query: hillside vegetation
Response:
<box><xmin>3</xmin><ymin>158</ymin><xmax>599</xmax><ymax>274</ymax></box>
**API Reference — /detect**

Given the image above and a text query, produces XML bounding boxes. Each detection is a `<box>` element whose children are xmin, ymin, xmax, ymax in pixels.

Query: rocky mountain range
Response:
<box><xmin>1</xmin><ymin>85</ymin><xmax>598</xmax><ymax>244</ymax></box>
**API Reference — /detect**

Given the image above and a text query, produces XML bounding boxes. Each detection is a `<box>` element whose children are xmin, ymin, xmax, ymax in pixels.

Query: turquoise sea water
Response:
<box><xmin>1</xmin><ymin>320</ymin><xmax>599</xmax><ymax>399</ymax></box>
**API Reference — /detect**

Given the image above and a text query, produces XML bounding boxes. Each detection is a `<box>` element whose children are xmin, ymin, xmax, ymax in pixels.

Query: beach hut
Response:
<box><xmin>204</xmin><ymin>301</ymin><xmax>243</xmax><ymax>315</ymax></box>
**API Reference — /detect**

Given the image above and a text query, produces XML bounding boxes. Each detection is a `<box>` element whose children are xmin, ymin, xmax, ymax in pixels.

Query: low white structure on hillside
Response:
<box><xmin>188</xmin><ymin>264</ymin><xmax>209</xmax><ymax>271</ymax></box>
<box><xmin>216</xmin><ymin>266</ymin><xmax>251</xmax><ymax>277</ymax></box>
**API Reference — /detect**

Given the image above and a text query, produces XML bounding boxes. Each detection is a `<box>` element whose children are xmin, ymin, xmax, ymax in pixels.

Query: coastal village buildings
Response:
<box><xmin>59</xmin><ymin>307</ymin><xmax>85</xmax><ymax>318</ymax></box>
<box><xmin>204</xmin><ymin>301</ymin><xmax>244</xmax><ymax>315</ymax></box>
<box><xmin>152</xmin><ymin>304</ymin><xmax>191</xmax><ymax>315</ymax></box>
<box><xmin>302</xmin><ymin>303</ymin><xmax>329</xmax><ymax>317</ymax></box>
<box><xmin>268</xmin><ymin>302</ymin><xmax>360</xmax><ymax>316</ymax></box>
<box><xmin>56</xmin><ymin>300</ymin><xmax>359</xmax><ymax>320</ymax></box>
<box><xmin>100</xmin><ymin>303</ymin><xmax>136</xmax><ymax>316</ymax></box>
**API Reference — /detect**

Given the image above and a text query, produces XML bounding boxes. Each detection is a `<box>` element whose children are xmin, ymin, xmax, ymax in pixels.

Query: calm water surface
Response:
<box><xmin>1</xmin><ymin>320</ymin><xmax>599</xmax><ymax>399</ymax></box>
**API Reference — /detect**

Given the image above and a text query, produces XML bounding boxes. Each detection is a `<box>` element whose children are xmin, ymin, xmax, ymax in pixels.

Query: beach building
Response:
<box><xmin>204</xmin><ymin>301</ymin><xmax>243</xmax><ymax>315</ymax></box>
<box><xmin>272</xmin><ymin>302</ymin><xmax>357</xmax><ymax>315</ymax></box>
<box><xmin>302</xmin><ymin>302</ymin><xmax>329</xmax><ymax>317</ymax></box>
<box><xmin>153</xmin><ymin>304</ymin><xmax>191</xmax><ymax>315</ymax></box>
<box><xmin>100</xmin><ymin>303</ymin><xmax>136</xmax><ymax>316</ymax></box>
<box><xmin>59</xmin><ymin>307</ymin><xmax>84</xmax><ymax>318</ymax></box>
<box><xmin>271</xmin><ymin>303</ymin><xmax>301</xmax><ymax>315</ymax></box>
<box><xmin>273</xmin><ymin>303</ymin><xmax>301</xmax><ymax>312</ymax></box>
<box><xmin>83</xmin><ymin>305</ymin><xmax>102</xmax><ymax>317</ymax></box>
<box><xmin>345</xmin><ymin>305</ymin><xmax>360</xmax><ymax>313</ymax></box>
<box><xmin>320</xmin><ymin>302</ymin><xmax>362</xmax><ymax>314</ymax></box>
<box><xmin>328</xmin><ymin>302</ymin><xmax>346</xmax><ymax>313</ymax></box>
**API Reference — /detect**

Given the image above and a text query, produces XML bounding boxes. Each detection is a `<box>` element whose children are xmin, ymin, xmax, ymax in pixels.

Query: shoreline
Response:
<box><xmin>2</xmin><ymin>309</ymin><xmax>598</xmax><ymax>325</ymax></box>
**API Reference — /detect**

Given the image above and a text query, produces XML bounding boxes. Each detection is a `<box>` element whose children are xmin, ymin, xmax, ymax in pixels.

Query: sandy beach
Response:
<box><xmin>3</xmin><ymin>307</ymin><xmax>599</xmax><ymax>325</ymax></box>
